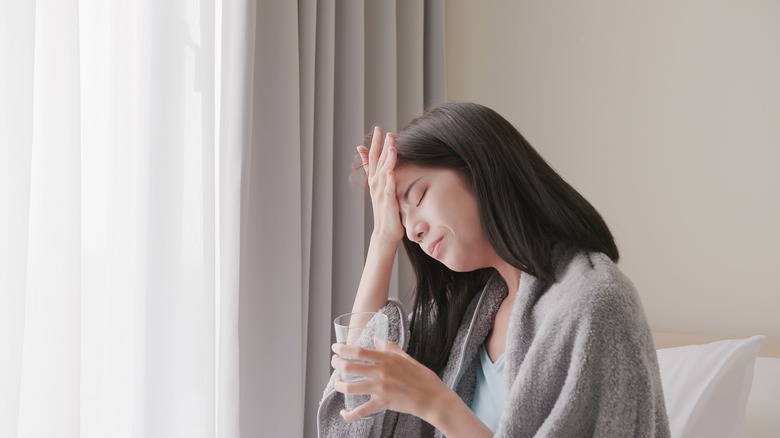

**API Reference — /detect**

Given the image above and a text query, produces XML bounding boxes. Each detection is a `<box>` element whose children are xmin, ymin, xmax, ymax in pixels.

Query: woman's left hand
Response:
<box><xmin>331</xmin><ymin>341</ymin><xmax>451</xmax><ymax>422</ymax></box>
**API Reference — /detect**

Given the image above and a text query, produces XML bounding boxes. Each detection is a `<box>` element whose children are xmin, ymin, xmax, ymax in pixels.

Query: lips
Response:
<box><xmin>426</xmin><ymin>237</ymin><xmax>443</xmax><ymax>259</ymax></box>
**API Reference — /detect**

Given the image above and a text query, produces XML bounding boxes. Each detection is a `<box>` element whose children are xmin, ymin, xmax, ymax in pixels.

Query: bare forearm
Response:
<box><xmin>350</xmin><ymin>235</ymin><xmax>399</xmax><ymax>314</ymax></box>
<box><xmin>423</xmin><ymin>389</ymin><xmax>493</xmax><ymax>438</ymax></box>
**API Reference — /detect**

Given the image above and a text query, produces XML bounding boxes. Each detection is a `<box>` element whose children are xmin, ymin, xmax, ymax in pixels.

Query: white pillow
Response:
<box><xmin>656</xmin><ymin>335</ymin><xmax>765</xmax><ymax>438</ymax></box>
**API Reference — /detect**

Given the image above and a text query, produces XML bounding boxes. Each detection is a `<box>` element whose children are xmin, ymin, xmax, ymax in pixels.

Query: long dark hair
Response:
<box><xmin>394</xmin><ymin>102</ymin><xmax>619</xmax><ymax>375</ymax></box>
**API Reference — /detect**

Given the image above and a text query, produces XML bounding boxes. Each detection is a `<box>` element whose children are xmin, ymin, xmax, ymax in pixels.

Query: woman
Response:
<box><xmin>318</xmin><ymin>102</ymin><xmax>670</xmax><ymax>437</ymax></box>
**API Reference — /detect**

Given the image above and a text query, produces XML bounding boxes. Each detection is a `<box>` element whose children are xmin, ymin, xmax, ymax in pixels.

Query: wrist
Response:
<box><xmin>369</xmin><ymin>233</ymin><xmax>402</xmax><ymax>250</ymax></box>
<box><xmin>420</xmin><ymin>383</ymin><xmax>459</xmax><ymax>429</ymax></box>
<box><xmin>423</xmin><ymin>387</ymin><xmax>492</xmax><ymax>438</ymax></box>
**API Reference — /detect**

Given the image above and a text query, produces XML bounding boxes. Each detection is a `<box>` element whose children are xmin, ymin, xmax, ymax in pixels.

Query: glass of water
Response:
<box><xmin>333</xmin><ymin>311</ymin><xmax>389</xmax><ymax>418</ymax></box>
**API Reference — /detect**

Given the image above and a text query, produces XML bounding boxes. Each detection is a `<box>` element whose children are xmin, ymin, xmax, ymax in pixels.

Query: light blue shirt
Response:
<box><xmin>469</xmin><ymin>343</ymin><xmax>506</xmax><ymax>432</ymax></box>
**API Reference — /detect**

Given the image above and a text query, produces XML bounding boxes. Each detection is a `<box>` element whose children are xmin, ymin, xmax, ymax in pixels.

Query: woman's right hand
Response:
<box><xmin>357</xmin><ymin>126</ymin><xmax>405</xmax><ymax>245</ymax></box>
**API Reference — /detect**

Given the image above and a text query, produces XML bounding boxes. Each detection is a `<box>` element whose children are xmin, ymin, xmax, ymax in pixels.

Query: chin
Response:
<box><xmin>440</xmin><ymin>258</ymin><xmax>479</xmax><ymax>273</ymax></box>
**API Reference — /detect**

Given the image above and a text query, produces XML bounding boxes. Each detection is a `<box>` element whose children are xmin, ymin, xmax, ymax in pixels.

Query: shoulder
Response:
<box><xmin>524</xmin><ymin>250</ymin><xmax>658</xmax><ymax>373</ymax></box>
<box><xmin>555</xmin><ymin>250</ymin><xmax>634</xmax><ymax>303</ymax></box>
<box><xmin>536</xmin><ymin>250</ymin><xmax>647</xmax><ymax>332</ymax></box>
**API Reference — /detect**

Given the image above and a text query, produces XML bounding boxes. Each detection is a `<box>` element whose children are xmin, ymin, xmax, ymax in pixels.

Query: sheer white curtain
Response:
<box><xmin>0</xmin><ymin>1</ymin><xmax>239</xmax><ymax>437</ymax></box>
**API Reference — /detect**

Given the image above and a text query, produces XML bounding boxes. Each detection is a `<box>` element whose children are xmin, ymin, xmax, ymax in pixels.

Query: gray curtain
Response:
<box><xmin>234</xmin><ymin>1</ymin><xmax>445</xmax><ymax>437</ymax></box>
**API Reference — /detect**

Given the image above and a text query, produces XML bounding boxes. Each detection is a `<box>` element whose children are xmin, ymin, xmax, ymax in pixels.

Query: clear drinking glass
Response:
<box><xmin>333</xmin><ymin>311</ymin><xmax>389</xmax><ymax>418</ymax></box>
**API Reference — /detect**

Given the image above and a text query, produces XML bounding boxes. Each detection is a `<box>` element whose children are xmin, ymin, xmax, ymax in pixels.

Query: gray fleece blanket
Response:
<box><xmin>318</xmin><ymin>249</ymin><xmax>671</xmax><ymax>437</ymax></box>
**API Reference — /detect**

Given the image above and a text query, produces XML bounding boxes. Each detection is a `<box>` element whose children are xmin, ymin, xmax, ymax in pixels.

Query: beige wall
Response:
<box><xmin>445</xmin><ymin>1</ymin><xmax>780</xmax><ymax>336</ymax></box>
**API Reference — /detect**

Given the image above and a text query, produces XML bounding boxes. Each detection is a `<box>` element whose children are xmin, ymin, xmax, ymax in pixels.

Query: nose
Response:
<box><xmin>404</xmin><ymin>214</ymin><xmax>428</xmax><ymax>243</ymax></box>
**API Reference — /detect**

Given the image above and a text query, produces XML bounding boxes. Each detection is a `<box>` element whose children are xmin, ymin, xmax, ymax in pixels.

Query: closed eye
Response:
<box><xmin>416</xmin><ymin>189</ymin><xmax>427</xmax><ymax>207</ymax></box>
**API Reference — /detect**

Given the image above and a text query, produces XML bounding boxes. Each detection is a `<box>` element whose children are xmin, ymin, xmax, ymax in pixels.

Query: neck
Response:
<box><xmin>494</xmin><ymin>260</ymin><xmax>522</xmax><ymax>296</ymax></box>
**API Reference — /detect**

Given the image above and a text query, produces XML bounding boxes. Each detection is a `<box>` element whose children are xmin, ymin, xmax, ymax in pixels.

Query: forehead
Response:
<box><xmin>394</xmin><ymin>165</ymin><xmax>454</xmax><ymax>200</ymax></box>
<box><xmin>393</xmin><ymin>164</ymin><xmax>427</xmax><ymax>184</ymax></box>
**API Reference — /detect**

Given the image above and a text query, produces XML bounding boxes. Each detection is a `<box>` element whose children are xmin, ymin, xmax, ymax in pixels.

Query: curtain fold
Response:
<box><xmin>216</xmin><ymin>0</ymin><xmax>249</xmax><ymax>436</ymax></box>
<box><xmin>0</xmin><ymin>2</ymin><xmax>37</xmax><ymax>437</ymax></box>
<box><xmin>237</xmin><ymin>2</ymin><xmax>305</xmax><ymax>438</ymax></box>
<box><xmin>238</xmin><ymin>1</ymin><xmax>445</xmax><ymax>437</ymax></box>
<box><xmin>23</xmin><ymin>0</ymin><xmax>82</xmax><ymax>435</ymax></box>
<box><xmin>304</xmin><ymin>1</ymin><xmax>337</xmax><ymax>437</ymax></box>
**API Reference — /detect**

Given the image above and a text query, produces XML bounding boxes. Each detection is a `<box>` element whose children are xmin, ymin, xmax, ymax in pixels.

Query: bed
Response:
<box><xmin>652</xmin><ymin>332</ymin><xmax>780</xmax><ymax>438</ymax></box>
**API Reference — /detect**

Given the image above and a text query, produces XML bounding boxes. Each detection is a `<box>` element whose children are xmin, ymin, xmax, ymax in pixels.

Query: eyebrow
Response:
<box><xmin>402</xmin><ymin>176</ymin><xmax>424</xmax><ymax>203</ymax></box>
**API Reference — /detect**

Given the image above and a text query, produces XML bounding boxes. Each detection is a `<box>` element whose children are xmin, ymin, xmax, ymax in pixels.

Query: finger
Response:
<box><xmin>384</xmin><ymin>169</ymin><xmax>397</xmax><ymax>201</ymax></box>
<box><xmin>331</xmin><ymin>353</ymin><xmax>340</xmax><ymax>369</ymax></box>
<box><xmin>333</xmin><ymin>376</ymin><xmax>373</xmax><ymax>395</ymax></box>
<box><xmin>379</xmin><ymin>138</ymin><xmax>397</xmax><ymax>174</ymax></box>
<box><xmin>356</xmin><ymin>146</ymin><xmax>369</xmax><ymax>173</ymax></box>
<box><xmin>330</xmin><ymin>354</ymin><xmax>381</xmax><ymax>380</ymax></box>
<box><xmin>331</xmin><ymin>354</ymin><xmax>374</xmax><ymax>377</ymax></box>
<box><xmin>385</xmin><ymin>132</ymin><xmax>396</xmax><ymax>166</ymax></box>
<box><xmin>333</xmin><ymin>344</ymin><xmax>386</xmax><ymax>363</ymax></box>
<box><xmin>341</xmin><ymin>400</ymin><xmax>384</xmax><ymax>422</ymax></box>
<box><xmin>376</xmin><ymin>132</ymin><xmax>394</xmax><ymax>172</ymax></box>
<box><xmin>368</xmin><ymin>126</ymin><xmax>382</xmax><ymax>176</ymax></box>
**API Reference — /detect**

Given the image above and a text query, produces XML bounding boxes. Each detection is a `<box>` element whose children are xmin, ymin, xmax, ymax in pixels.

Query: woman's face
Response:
<box><xmin>394</xmin><ymin>165</ymin><xmax>500</xmax><ymax>272</ymax></box>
